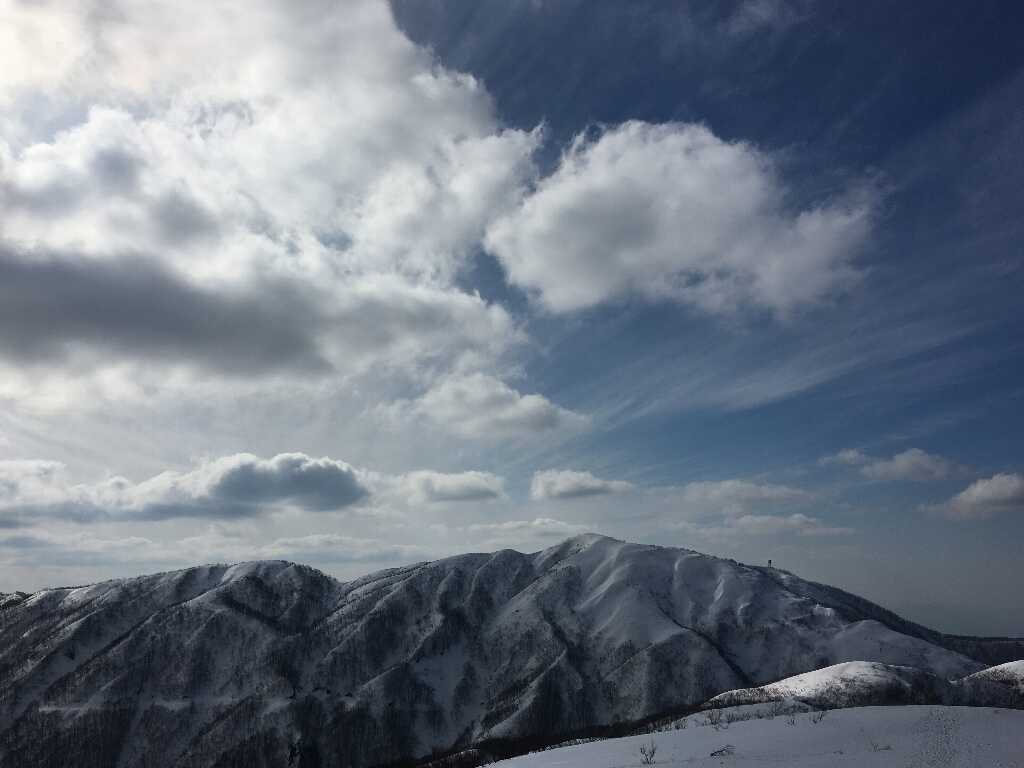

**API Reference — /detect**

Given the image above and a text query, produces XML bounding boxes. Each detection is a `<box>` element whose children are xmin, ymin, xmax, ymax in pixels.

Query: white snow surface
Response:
<box><xmin>499</xmin><ymin>706</ymin><xmax>1024</xmax><ymax>768</ymax></box>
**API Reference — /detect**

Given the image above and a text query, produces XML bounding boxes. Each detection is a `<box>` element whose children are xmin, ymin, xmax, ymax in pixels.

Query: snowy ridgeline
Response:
<box><xmin>496</xmin><ymin>706</ymin><xmax>1024</xmax><ymax>768</ymax></box>
<box><xmin>0</xmin><ymin>534</ymin><xmax>1022</xmax><ymax>767</ymax></box>
<box><xmin>703</xmin><ymin>660</ymin><xmax>1024</xmax><ymax>711</ymax></box>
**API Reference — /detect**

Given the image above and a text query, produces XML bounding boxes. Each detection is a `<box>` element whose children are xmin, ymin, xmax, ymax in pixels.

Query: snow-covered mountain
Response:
<box><xmin>0</xmin><ymin>534</ymin><xmax>1019</xmax><ymax>767</ymax></box>
<box><xmin>706</xmin><ymin>661</ymin><xmax>951</xmax><ymax>710</ymax></box>
<box><xmin>705</xmin><ymin>659</ymin><xmax>1024</xmax><ymax>711</ymax></box>
<box><xmin>959</xmin><ymin>661</ymin><xmax>1024</xmax><ymax>707</ymax></box>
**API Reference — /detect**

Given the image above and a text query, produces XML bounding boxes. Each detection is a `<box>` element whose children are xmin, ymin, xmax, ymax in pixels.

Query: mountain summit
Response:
<box><xmin>0</xmin><ymin>535</ymin><xmax>1019</xmax><ymax>767</ymax></box>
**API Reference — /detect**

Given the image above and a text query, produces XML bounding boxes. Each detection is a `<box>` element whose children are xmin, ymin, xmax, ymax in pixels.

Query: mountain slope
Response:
<box><xmin>704</xmin><ymin>659</ymin><xmax>1024</xmax><ymax>712</ymax></box>
<box><xmin>706</xmin><ymin>661</ymin><xmax>952</xmax><ymax>710</ymax></box>
<box><xmin>763</xmin><ymin>569</ymin><xmax>1024</xmax><ymax>665</ymax></box>
<box><xmin>959</xmin><ymin>661</ymin><xmax>1024</xmax><ymax>708</ymax></box>
<box><xmin>0</xmin><ymin>534</ymin><xmax>1014</xmax><ymax>767</ymax></box>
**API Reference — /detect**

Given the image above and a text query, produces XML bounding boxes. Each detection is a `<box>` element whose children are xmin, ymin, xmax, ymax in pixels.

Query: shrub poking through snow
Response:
<box><xmin>703</xmin><ymin>708</ymin><xmax>726</xmax><ymax>730</ymax></box>
<box><xmin>639</xmin><ymin>740</ymin><xmax>657</xmax><ymax>765</ymax></box>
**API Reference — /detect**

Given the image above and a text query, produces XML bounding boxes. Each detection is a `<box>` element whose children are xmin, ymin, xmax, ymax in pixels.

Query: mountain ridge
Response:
<box><xmin>1</xmin><ymin>534</ymin><xmax>1020</xmax><ymax>767</ymax></box>
<box><xmin>703</xmin><ymin>659</ymin><xmax>1024</xmax><ymax>712</ymax></box>
<box><xmin>6</xmin><ymin>534</ymin><xmax>1021</xmax><ymax>655</ymax></box>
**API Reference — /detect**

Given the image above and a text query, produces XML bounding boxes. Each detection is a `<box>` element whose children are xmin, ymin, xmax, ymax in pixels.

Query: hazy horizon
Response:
<box><xmin>1</xmin><ymin>532</ymin><xmax>1016</xmax><ymax>639</ymax></box>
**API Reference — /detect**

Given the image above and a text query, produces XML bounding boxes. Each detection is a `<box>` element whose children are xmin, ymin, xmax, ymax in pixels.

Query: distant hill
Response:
<box><xmin>705</xmin><ymin>659</ymin><xmax>1024</xmax><ymax>711</ymax></box>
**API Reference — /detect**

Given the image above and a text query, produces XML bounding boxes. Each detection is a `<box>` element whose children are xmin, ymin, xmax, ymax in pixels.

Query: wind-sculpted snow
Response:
<box><xmin>0</xmin><ymin>535</ymin><xmax>1014</xmax><ymax>767</ymax></box>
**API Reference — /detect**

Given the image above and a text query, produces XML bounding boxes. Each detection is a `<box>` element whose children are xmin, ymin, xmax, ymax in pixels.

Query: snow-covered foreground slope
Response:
<box><xmin>500</xmin><ymin>707</ymin><xmax>1024</xmax><ymax>768</ymax></box>
<box><xmin>0</xmin><ymin>535</ymin><xmax>1020</xmax><ymax>767</ymax></box>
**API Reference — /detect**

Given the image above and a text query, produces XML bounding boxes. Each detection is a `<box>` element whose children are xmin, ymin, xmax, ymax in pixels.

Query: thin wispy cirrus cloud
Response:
<box><xmin>461</xmin><ymin>517</ymin><xmax>590</xmax><ymax>549</ymax></box>
<box><xmin>678</xmin><ymin>479</ymin><xmax>814</xmax><ymax>516</ymax></box>
<box><xmin>819</xmin><ymin>449</ymin><xmax>871</xmax><ymax>467</ymax></box>
<box><xmin>650</xmin><ymin>479</ymin><xmax>855</xmax><ymax>540</ymax></box>
<box><xmin>725</xmin><ymin>0</ymin><xmax>810</xmax><ymax>36</ymax></box>
<box><xmin>0</xmin><ymin>527</ymin><xmax>424</xmax><ymax>570</ymax></box>
<box><xmin>689</xmin><ymin>513</ymin><xmax>853</xmax><ymax>538</ymax></box>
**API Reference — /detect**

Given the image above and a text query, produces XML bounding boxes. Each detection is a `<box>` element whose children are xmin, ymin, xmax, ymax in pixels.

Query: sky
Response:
<box><xmin>0</xmin><ymin>0</ymin><xmax>1022</xmax><ymax>636</ymax></box>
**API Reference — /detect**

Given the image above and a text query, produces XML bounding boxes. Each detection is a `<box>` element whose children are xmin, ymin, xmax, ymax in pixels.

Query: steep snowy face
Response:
<box><xmin>0</xmin><ymin>535</ymin><xmax>1004</xmax><ymax>767</ymax></box>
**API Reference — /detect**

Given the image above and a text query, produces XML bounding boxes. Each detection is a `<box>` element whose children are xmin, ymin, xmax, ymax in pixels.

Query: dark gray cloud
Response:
<box><xmin>0</xmin><ymin>177</ymin><xmax>85</xmax><ymax>217</ymax></box>
<box><xmin>151</xmin><ymin>190</ymin><xmax>220</xmax><ymax>245</ymax></box>
<box><xmin>0</xmin><ymin>244</ymin><xmax>519</xmax><ymax>386</ymax></box>
<box><xmin>196</xmin><ymin>453</ymin><xmax>369</xmax><ymax>513</ymax></box>
<box><xmin>0</xmin><ymin>453</ymin><xmax>370</xmax><ymax>525</ymax></box>
<box><xmin>0</xmin><ymin>534</ymin><xmax>52</xmax><ymax>549</ymax></box>
<box><xmin>0</xmin><ymin>246</ymin><xmax>329</xmax><ymax>375</ymax></box>
<box><xmin>0</xmin><ymin>145</ymin><xmax>143</xmax><ymax>215</ymax></box>
<box><xmin>90</xmin><ymin>147</ymin><xmax>144</xmax><ymax>196</ymax></box>
<box><xmin>4</xmin><ymin>143</ymin><xmax>213</xmax><ymax>243</ymax></box>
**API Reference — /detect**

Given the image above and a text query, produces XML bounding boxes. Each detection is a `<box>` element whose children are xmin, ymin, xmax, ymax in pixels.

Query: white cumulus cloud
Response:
<box><xmin>397</xmin><ymin>470</ymin><xmax>506</xmax><ymax>505</ymax></box>
<box><xmin>486</xmin><ymin>121</ymin><xmax>872</xmax><ymax>316</ymax></box>
<box><xmin>861</xmin><ymin>448</ymin><xmax>955</xmax><ymax>482</ymax></box>
<box><xmin>530</xmin><ymin>469</ymin><xmax>633</xmax><ymax>500</ymax></box>
<box><xmin>820</xmin><ymin>447</ymin><xmax>957</xmax><ymax>481</ymax></box>
<box><xmin>381</xmin><ymin>372</ymin><xmax>588</xmax><ymax>439</ymax></box>
<box><xmin>0</xmin><ymin>0</ymin><xmax>538</xmax><ymax>404</ymax></box>
<box><xmin>929</xmin><ymin>473</ymin><xmax>1024</xmax><ymax>520</ymax></box>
